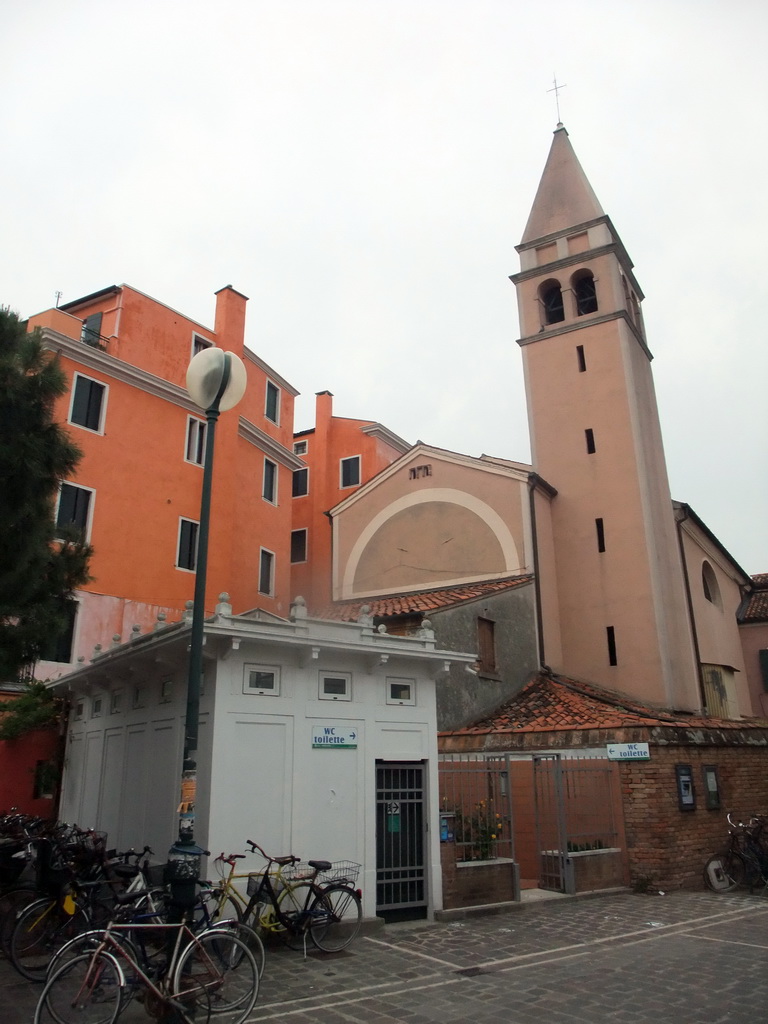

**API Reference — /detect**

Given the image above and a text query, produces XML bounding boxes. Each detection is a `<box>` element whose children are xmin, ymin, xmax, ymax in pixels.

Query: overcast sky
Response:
<box><xmin>3</xmin><ymin>0</ymin><xmax>766</xmax><ymax>572</ymax></box>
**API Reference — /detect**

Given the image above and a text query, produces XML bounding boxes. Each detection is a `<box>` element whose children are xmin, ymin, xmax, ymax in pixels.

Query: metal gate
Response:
<box><xmin>533</xmin><ymin>753</ymin><xmax>622</xmax><ymax>894</ymax></box>
<box><xmin>533</xmin><ymin>753</ymin><xmax>570</xmax><ymax>892</ymax></box>
<box><xmin>376</xmin><ymin>762</ymin><xmax>426</xmax><ymax>915</ymax></box>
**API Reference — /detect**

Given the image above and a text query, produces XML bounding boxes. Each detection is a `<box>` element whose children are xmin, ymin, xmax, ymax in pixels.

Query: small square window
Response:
<box><xmin>133</xmin><ymin>686</ymin><xmax>146</xmax><ymax>709</ymax></box>
<box><xmin>386</xmin><ymin>678</ymin><xmax>415</xmax><ymax>705</ymax></box>
<box><xmin>186</xmin><ymin>417</ymin><xmax>207</xmax><ymax>466</ymax></box>
<box><xmin>159</xmin><ymin>677</ymin><xmax>173</xmax><ymax>703</ymax></box>
<box><xmin>91</xmin><ymin>697</ymin><xmax>102</xmax><ymax>718</ymax></box>
<box><xmin>292</xmin><ymin>468</ymin><xmax>309</xmax><ymax>497</ymax></box>
<box><xmin>340</xmin><ymin>456</ymin><xmax>361</xmax><ymax>488</ymax></box>
<box><xmin>178</xmin><ymin>518</ymin><xmax>199</xmax><ymax>571</ymax></box>
<box><xmin>293</xmin><ymin>440</ymin><xmax>308</xmax><ymax>456</ymax></box>
<box><xmin>319</xmin><ymin>673</ymin><xmax>351</xmax><ymax>701</ymax></box>
<box><xmin>259</xmin><ymin>549</ymin><xmax>274</xmax><ymax>596</ymax></box>
<box><xmin>263</xmin><ymin>459</ymin><xmax>277</xmax><ymax>503</ymax></box>
<box><xmin>243</xmin><ymin>665</ymin><xmax>280</xmax><ymax>696</ymax></box>
<box><xmin>192</xmin><ymin>334</ymin><xmax>212</xmax><ymax>357</ymax></box>
<box><xmin>74</xmin><ymin>700</ymin><xmax>84</xmax><ymax>721</ymax></box>
<box><xmin>265</xmin><ymin>381</ymin><xmax>280</xmax><ymax>424</ymax></box>
<box><xmin>110</xmin><ymin>690</ymin><xmax>123</xmax><ymax>714</ymax></box>
<box><xmin>70</xmin><ymin>374</ymin><xmax>107</xmax><ymax>433</ymax></box>
<box><xmin>290</xmin><ymin>529</ymin><xmax>307</xmax><ymax>564</ymax></box>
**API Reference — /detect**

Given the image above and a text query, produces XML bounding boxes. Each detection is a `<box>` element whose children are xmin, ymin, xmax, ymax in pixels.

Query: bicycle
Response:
<box><xmin>10</xmin><ymin>841</ymin><xmax>164</xmax><ymax>981</ymax></box>
<box><xmin>704</xmin><ymin>813</ymin><xmax>768</xmax><ymax>893</ymax></box>
<box><xmin>210</xmin><ymin>840</ymin><xmax>362</xmax><ymax>953</ymax></box>
<box><xmin>34</xmin><ymin>888</ymin><xmax>260</xmax><ymax>1024</ymax></box>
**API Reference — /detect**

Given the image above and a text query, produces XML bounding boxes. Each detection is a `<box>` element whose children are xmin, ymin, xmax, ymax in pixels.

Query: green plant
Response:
<box><xmin>453</xmin><ymin>800</ymin><xmax>503</xmax><ymax>861</ymax></box>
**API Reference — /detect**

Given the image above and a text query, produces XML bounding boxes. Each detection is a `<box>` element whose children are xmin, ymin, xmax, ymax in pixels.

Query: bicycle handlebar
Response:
<box><xmin>245</xmin><ymin>839</ymin><xmax>299</xmax><ymax>865</ymax></box>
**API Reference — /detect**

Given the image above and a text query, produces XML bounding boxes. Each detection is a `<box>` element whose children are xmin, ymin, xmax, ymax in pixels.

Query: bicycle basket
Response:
<box><xmin>318</xmin><ymin>861</ymin><xmax>361</xmax><ymax>885</ymax></box>
<box><xmin>246</xmin><ymin>873</ymin><xmax>265</xmax><ymax>897</ymax></box>
<box><xmin>281</xmin><ymin>862</ymin><xmax>315</xmax><ymax>882</ymax></box>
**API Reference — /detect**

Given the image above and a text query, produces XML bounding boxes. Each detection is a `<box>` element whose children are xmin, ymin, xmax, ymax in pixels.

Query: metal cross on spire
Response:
<box><xmin>547</xmin><ymin>74</ymin><xmax>567</xmax><ymax>126</ymax></box>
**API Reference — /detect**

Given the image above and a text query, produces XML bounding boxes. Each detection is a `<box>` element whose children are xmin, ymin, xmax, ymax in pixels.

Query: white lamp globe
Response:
<box><xmin>186</xmin><ymin>348</ymin><xmax>247</xmax><ymax>412</ymax></box>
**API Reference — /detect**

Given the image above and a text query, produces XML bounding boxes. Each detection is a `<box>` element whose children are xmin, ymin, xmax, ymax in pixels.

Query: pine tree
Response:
<box><xmin>0</xmin><ymin>307</ymin><xmax>92</xmax><ymax>681</ymax></box>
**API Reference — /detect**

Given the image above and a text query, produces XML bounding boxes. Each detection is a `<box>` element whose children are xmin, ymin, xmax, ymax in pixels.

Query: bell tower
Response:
<box><xmin>511</xmin><ymin>124</ymin><xmax>701</xmax><ymax>710</ymax></box>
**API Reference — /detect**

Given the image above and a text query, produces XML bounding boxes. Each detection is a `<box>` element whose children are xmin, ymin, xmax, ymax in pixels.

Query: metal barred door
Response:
<box><xmin>533</xmin><ymin>752</ymin><xmax>571</xmax><ymax>893</ymax></box>
<box><xmin>376</xmin><ymin>762</ymin><xmax>426</xmax><ymax>916</ymax></box>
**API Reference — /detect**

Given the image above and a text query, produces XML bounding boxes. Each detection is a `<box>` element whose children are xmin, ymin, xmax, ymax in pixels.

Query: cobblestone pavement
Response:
<box><xmin>3</xmin><ymin>889</ymin><xmax>768</xmax><ymax>1023</ymax></box>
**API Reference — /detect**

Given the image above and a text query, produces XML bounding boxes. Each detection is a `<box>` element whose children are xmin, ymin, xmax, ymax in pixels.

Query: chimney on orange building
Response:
<box><xmin>214</xmin><ymin>285</ymin><xmax>248</xmax><ymax>352</ymax></box>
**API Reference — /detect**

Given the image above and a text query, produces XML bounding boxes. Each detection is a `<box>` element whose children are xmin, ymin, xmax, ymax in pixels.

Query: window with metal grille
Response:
<box><xmin>292</xmin><ymin>467</ymin><xmax>308</xmax><ymax>497</ymax></box>
<box><xmin>177</xmin><ymin>518</ymin><xmax>199</xmax><ymax>571</ymax></box>
<box><xmin>70</xmin><ymin>374</ymin><xmax>106</xmax><ymax>432</ymax></box>
<box><xmin>293</xmin><ymin>439</ymin><xmax>308</xmax><ymax>455</ymax></box>
<box><xmin>265</xmin><ymin>381</ymin><xmax>280</xmax><ymax>423</ymax></box>
<box><xmin>340</xmin><ymin>455</ymin><xmax>361</xmax><ymax>488</ymax></box>
<box><xmin>477</xmin><ymin>617</ymin><xmax>496</xmax><ymax>674</ymax></box>
<box><xmin>263</xmin><ymin>459</ymin><xmax>277</xmax><ymax>502</ymax></box>
<box><xmin>290</xmin><ymin>529</ymin><xmax>307</xmax><ymax>563</ymax></box>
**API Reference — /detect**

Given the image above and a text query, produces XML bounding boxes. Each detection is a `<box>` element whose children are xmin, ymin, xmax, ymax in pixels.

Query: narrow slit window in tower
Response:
<box><xmin>585</xmin><ymin>428</ymin><xmax>596</xmax><ymax>454</ymax></box>
<box><xmin>576</xmin><ymin>345</ymin><xmax>586</xmax><ymax>372</ymax></box>
<box><xmin>606</xmin><ymin>626</ymin><xmax>618</xmax><ymax>666</ymax></box>
<box><xmin>595</xmin><ymin>518</ymin><xmax>605</xmax><ymax>552</ymax></box>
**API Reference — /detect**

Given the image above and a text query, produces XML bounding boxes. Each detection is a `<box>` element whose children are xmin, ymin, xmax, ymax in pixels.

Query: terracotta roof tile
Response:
<box><xmin>441</xmin><ymin>671</ymin><xmax>768</xmax><ymax>736</ymax></box>
<box><xmin>740</xmin><ymin>574</ymin><xmax>768</xmax><ymax>623</ymax></box>
<box><xmin>318</xmin><ymin>574</ymin><xmax>533</xmax><ymax>621</ymax></box>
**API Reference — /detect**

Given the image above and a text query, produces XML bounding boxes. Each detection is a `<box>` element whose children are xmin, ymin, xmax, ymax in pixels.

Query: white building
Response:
<box><xmin>56</xmin><ymin>595</ymin><xmax>474</xmax><ymax>922</ymax></box>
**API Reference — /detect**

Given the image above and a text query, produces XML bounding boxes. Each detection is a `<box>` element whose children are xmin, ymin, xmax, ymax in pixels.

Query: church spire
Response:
<box><xmin>520</xmin><ymin>125</ymin><xmax>604</xmax><ymax>245</ymax></box>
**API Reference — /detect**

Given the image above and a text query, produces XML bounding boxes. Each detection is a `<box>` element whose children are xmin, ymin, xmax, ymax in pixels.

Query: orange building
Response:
<box><xmin>289</xmin><ymin>391</ymin><xmax>409</xmax><ymax>611</ymax></box>
<box><xmin>27</xmin><ymin>284</ymin><xmax>304</xmax><ymax>677</ymax></box>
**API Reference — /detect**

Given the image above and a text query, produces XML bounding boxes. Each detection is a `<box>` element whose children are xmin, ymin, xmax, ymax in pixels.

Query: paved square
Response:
<box><xmin>4</xmin><ymin>890</ymin><xmax>768</xmax><ymax>1023</ymax></box>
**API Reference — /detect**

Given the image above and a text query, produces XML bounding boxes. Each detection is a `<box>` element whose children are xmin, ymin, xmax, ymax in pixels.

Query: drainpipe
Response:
<box><xmin>528</xmin><ymin>476</ymin><xmax>546</xmax><ymax>668</ymax></box>
<box><xmin>674</xmin><ymin>504</ymin><xmax>706</xmax><ymax>711</ymax></box>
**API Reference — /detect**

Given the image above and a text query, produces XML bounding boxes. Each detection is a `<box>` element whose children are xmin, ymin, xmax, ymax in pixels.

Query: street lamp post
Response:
<box><xmin>166</xmin><ymin>347</ymin><xmax>246</xmax><ymax>906</ymax></box>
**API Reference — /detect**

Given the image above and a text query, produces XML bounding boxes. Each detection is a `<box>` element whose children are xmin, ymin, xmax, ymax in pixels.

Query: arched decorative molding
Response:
<box><xmin>341</xmin><ymin>488</ymin><xmax>520</xmax><ymax>599</ymax></box>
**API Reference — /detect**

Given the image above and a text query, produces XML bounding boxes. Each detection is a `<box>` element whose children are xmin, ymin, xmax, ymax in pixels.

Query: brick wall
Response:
<box><xmin>620</xmin><ymin>745</ymin><xmax>768</xmax><ymax>890</ymax></box>
<box><xmin>441</xmin><ymin>842</ymin><xmax>517</xmax><ymax>909</ymax></box>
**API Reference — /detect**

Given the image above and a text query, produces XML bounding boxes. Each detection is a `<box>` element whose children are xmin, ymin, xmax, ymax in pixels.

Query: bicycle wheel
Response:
<box><xmin>309</xmin><ymin>884</ymin><xmax>362</xmax><ymax>952</ymax></box>
<box><xmin>196</xmin><ymin>885</ymin><xmax>243</xmax><ymax>930</ymax></box>
<box><xmin>210</xmin><ymin>919</ymin><xmax>266</xmax><ymax>978</ymax></box>
<box><xmin>35</xmin><ymin>951</ymin><xmax>123</xmax><ymax>1024</ymax></box>
<box><xmin>11</xmin><ymin>897</ymin><xmax>90</xmax><ymax>982</ymax></box>
<box><xmin>47</xmin><ymin>929</ymin><xmax>140</xmax><ymax>1009</ymax></box>
<box><xmin>173</xmin><ymin>930</ymin><xmax>258</xmax><ymax>1023</ymax></box>
<box><xmin>275</xmin><ymin>881</ymin><xmax>315</xmax><ymax>950</ymax></box>
<box><xmin>704</xmin><ymin>851</ymin><xmax>746</xmax><ymax>892</ymax></box>
<box><xmin>0</xmin><ymin>884</ymin><xmax>38</xmax><ymax>956</ymax></box>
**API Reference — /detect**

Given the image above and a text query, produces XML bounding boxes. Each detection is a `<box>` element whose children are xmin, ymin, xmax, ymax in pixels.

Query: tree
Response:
<box><xmin>0</xmin><ymin>307</ymin><xmax>92</xmax><ymax>681</ymax></box>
